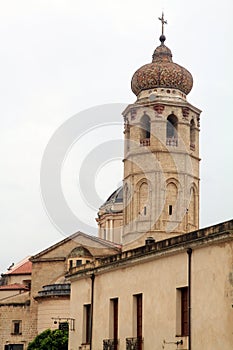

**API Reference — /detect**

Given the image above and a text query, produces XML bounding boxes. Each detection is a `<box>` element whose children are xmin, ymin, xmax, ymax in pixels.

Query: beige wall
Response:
<box><xmin>0</xmin><ymin>290</ymin><xmax>26</xmax><ymax>300</ymax></box>
<box><xmin>6</xmin><ymin>274</ymin><xmax>31</xmax><ymax>285</ymax></box>
<box><xmin>122</xmin><ymin>96</ymin><xmax>201</xmax><ymax>246</ymax></box>
<box><xmin>69</xmin><ymin>235</ymin><xmax>233</xmax><ymax>350</ymax></box>
<box><xmin>69</xmin><ymin>278</ymin><xmax>91</xmax><ymax>350</ymax></box>
<box><xmin>192</xmin><ymin>242</ymin><xmax>233</xmax><ymax>348</ymax></box>
<box><xmin>37</xmin><ymin>297</ymin><xmax>70</xmax><ymax>333</ymax></box>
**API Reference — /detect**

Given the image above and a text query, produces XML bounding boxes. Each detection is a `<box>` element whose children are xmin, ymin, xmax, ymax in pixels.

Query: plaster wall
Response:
<box><xmin>69</xmin><ymin>238</ymin><xmax>233</xmax><ymax>350</ymax></box>
<box><xmin>37</xmin><ymin>297</ymin><xmax>70</xmax><ymax>333</ymax></box>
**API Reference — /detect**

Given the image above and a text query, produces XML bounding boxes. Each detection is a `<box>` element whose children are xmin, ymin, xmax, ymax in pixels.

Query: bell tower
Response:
<box><xmin>122</xmin><ymin>15</ymin><xmax>201</xmax><ymax>247</ymax></box>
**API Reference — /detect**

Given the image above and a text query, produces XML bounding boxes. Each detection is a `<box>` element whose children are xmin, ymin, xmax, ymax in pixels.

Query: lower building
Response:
<box><xmin>0</xmin><ymin>232</ymin><xmax>120</xmax><ymax>350</ymax></box>
<box><xmin>67</xmin><ymin>220</ymin><xmax>233</xmax><ymax>350</ymax></box>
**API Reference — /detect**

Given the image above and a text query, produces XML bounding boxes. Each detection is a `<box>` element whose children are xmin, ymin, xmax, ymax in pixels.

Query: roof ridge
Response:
<box><xmin>30</xmin><ymin>231</ymin><xmax>121</xmax><ymax>260</ymax></box>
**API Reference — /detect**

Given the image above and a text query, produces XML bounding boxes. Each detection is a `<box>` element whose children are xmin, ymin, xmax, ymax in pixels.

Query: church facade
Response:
<box><xmin>0</xmin><ymin>16</ymin><xmax>232</xmax><ymax>350</ymax></box>
<box><xmin>67</xmin><ymin>19</ymin><xmax>233</xmax><ymax>350</ymax></box>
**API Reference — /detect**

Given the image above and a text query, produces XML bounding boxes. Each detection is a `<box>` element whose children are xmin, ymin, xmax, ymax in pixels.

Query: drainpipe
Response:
<box><xmin>187</xmin><ymin>248</ymin><xmax>192</xmax><ymax>350</ymax></box>
<box><xmin>90</xmin><ymin>273</ymin><xmax>95</xmax><ymax>350</ymax></box>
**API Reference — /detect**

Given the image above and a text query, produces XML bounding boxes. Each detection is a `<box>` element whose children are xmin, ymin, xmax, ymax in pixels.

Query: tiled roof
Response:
<box><xmin>6</xmin><ymin>257</ymin><xmax>32</xmax><ymax>275</ymax></box>
<box><xmin>0</xmin><ymin>283</ymin><xmax>29</xmax><ymax>290</ymax></box>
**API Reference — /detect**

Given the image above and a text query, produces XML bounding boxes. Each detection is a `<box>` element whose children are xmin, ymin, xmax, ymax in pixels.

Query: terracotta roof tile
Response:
<box><xmin>6</xmin><ymin>258</ymin><xmax>32</xmax><ymax>275</ymax></box>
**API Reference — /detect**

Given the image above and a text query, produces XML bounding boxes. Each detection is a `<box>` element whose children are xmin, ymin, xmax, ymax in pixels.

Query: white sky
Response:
<box><xmin>0</xmin><ymin>0</ymin><xmax>232</xmax><ymax>273</ymax></box>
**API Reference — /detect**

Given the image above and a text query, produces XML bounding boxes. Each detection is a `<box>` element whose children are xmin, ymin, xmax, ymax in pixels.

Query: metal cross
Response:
<box><xmin>158</xmin><ymin>12</ymin><xmax>167</xmax><ymax>35</ymax></box>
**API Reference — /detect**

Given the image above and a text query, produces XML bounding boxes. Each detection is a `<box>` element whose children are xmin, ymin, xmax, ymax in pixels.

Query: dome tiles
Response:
<box><xmin>131</xmin><ymin>36</ymin><xmax>193</xmax><ymax>96</ymax></box>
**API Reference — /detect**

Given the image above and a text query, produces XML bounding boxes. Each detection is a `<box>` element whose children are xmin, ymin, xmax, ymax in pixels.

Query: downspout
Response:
<box><xmin>90</xmin><ymin>273</ymin><xmax>95</xmax><ymax>350</ymax></box>
<box><xmin>187</xmin><ymin>248</ymin><xmax>192</xmax><ymax>350</ymax></box>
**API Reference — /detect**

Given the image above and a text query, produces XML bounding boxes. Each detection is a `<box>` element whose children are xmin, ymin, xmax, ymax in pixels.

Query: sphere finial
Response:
<box><xmin>158</xmin><ymin>12</ymin><xmax>167</xmax><ymax>44</ymax></box>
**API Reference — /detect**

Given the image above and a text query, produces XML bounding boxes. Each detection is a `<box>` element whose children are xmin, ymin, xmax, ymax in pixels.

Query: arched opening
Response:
<box><xmin>67</xmin><ymin>246</ymin><xmax>92</xmax><ymax>270</ymax></box>
<box><xmin>188</xmin><ymin>186</ymin><xmax>197</xmax><ymax>229</ymax></box>
<box><xmin>138</xmin><ymin>181</ymin><xmax>149</xmax><ymax>217</ymax></box>
<box><xmin>124</xmin><ymin>184</ymin><xmax>130</xmax><ymax>225</ymax></box>
<box><xmin>190</xmin><ymin>119</ymin><xmax>195</xmax><ymax>150</ymax></box>
<box><xmin>166</xmin><ymin>114</ymin><xmax>178</xmax><ymax>146</ymax></box>
<box><xmin>140</xmin><ymin>114</ymin><xmax>151</xmax><ymax>146</ymax></box>
<box><xmin>165</xmin><ymin>181</ymin><xmax>178</xmax><ymax>218</ymax></box>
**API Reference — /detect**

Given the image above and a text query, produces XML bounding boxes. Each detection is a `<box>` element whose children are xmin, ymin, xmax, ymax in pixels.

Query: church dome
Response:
<box><xmin>103</xmin><ymin>186</ymin><xmax>123</xmax><ymax>206</ymax></box>
<box><xmin>98</xmin><ymin>186</ymin><xmax>123</xmax><ymax>214</ymax></box>
<box><xmin>131</xmin><ymin>35</ymin><xmax>193</xmax><ymax>96</ymax></box>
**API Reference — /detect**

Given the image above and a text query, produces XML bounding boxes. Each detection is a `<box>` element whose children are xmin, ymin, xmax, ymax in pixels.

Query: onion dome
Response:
<box><xmin>131</xmin><ymin>35</ymin><xmax>193</xmax><ymax>96</ymax></box>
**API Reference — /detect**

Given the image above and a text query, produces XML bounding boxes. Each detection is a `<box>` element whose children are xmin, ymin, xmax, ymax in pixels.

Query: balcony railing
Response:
<box><xmin>126</xmin><ymin>337</ymin><xmax>143</xmax><ymax>350</ymax></box>
<box><xmin>103</xmin><ymin>339</ymin><xmax>118</xmax><ymax>350</ymax></box>
<box><xmin>166</xmin><ymin>137</ymin><xmax>178</xmax><ymax>146</ymax></box>
<box><xmin>140</xmin><ymin>138</ymin><xmax>150</xmax><ymax>146</ymax></box>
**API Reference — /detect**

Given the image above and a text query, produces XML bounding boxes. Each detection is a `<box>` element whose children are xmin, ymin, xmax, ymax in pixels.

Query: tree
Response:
<box><xmin>27</xmin><ymin>328</ymin><xmax>68</xmax><ymax>350</ymax></box>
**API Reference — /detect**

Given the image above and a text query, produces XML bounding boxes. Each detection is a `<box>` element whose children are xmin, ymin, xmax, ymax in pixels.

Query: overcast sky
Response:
<box><xmin>0</xmin><ymin>0</ymin><xmax>232</xmax><ymax>273</ymax></box>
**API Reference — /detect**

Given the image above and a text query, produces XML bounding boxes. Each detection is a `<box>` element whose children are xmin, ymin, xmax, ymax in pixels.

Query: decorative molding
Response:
<box><xmin>182</xmin><ymin>107</ymin><xmax>189</xmax><ymax>119</ymax></box>
<box><xmin>130</xmin><ymin>108</ymin><xmax>137</xmax><ymax>120</ymax></box>
<box><xmin>153</xmin><ymin>104</ymin><xmax>165</xmax><ymax>115</ymax></box>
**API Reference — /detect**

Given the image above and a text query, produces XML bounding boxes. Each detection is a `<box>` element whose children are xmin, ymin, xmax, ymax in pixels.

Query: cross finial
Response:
<box><xmin>158</xmin><ymin>12</ymin><xmax>167</xmax><ymax>36</ymax></box>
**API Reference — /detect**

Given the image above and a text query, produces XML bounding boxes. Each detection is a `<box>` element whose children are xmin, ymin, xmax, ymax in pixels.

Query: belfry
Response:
<box><xmin>98</xmin><ymin>14</ymin><xmax>202</xmax><ymax>248</ymax></box>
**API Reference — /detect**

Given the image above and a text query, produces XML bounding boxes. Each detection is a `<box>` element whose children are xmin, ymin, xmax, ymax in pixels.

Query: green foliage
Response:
<box><xmin>27</xmin><ymin>328</ymin><xmax>68</xmax><ymax>350</ymax></box>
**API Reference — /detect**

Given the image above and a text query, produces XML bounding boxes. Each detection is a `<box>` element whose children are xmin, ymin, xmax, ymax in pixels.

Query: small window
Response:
<box><xmin>23</xmin><ymin>279</ymin><xmax>31</xmax><ymax>290</ymax></box>
<box><xmin>59</xmin><ymin>322</ymin><xmax>69</xmax><ymax>331</ymax></box>
<box><xmin>76</xmin><ymin>259</ymin><xmax>82</xmax><ymax>266</ymax></box>
<box><xmin>12</xmin><ymin>320</ymin><xmax>22</xmax><ymax>335</ymax></box>
<box><xmin>69</xmin><ymin>260</ymin><xmax>73</xmax><ymax>269</ymax></box>
<box><xmin>169</xmin><ymin>205</ymin><xmax>172</xmax><ymax>215</ymax></box>
<box><xmin>143</xmin><ymin>206</ymin><xmax>147</xmax><ymax>215</ymax></box>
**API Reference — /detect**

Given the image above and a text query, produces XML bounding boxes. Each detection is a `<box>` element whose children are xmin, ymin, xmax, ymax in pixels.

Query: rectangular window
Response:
<box><xmin>133</xmin><ymin>294</ymin><xmax>143</xmax><ymax>350</ymax></box>
<box><xmin>181</xmin><ymin>287</ymin><xmax>189</xmax><ymax>336</ymax></box>
<box><xmin>143</xmin><ymin>206</ymin><xmax>147</xmax><ymax>215</ymax></box>
<box><xmin>11</xmin><ymin>320</ymin><xmax>22</xmax><ymax>335</ymax></box>
<box><xmin>169</xmin><ymin>205</ymin><xmax>172</xmax><ymax>215</ymax></box>
<box><xmin>176</xmin><ymin>287</ymin><xmax>189</xmax><ymax>336</ymax></box>
<box><xmin>76</xmin><ymin>259</ymin><xmax>82</xmax><ymax>266</ymax></box>
<box><xmin>83</xmin><ymin>304</ymin><xmax>91</xmax><ymax>344</ymax></box>
<box><xmin>110</xmin><ymin>298</ymin><xmax>118</xmax><ymax>341</ymax></box>
<box><xmin>59</xmin><ymin>322</ymin><xmax>69</xmax><ymax>331</ymax></box>
<box><xmin>23</xmin><ymin>279</ymin><xmax>31</xmax><ymax>290</ymax></box>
